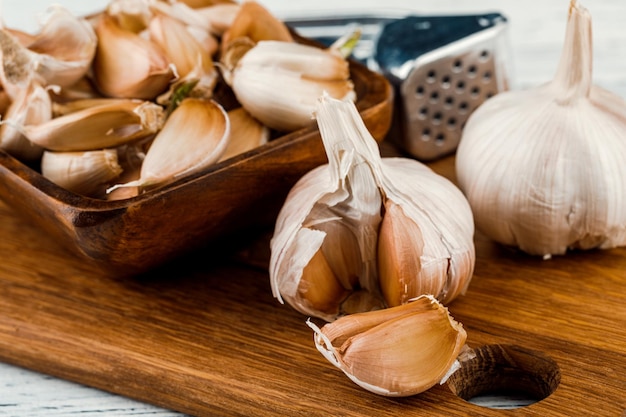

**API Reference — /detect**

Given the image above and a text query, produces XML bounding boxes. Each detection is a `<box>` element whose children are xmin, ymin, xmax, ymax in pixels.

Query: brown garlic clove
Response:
<box><xmin>220</xmin><ymin>0</ymin><xmax>292</xmax><ymax>54</ymax></box>
<box><xmin>107</xmin><ymin>97</ymin><xmax>230</xmax><ymax>193</ymax></box>
<box><xmin>92</xmin><ymin>13</ymin><xmax>175</xmax><ymax>99</ymax></box>
<box><xmin>308</xmin><ymin>295</ymin><xmax>467</xmax><ymax>397</ymax></box>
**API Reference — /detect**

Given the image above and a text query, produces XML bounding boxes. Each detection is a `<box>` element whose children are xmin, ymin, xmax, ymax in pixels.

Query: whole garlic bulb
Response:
<box><xmin>455</xmin><ymin>0</ymin><xmax>626</xmax><ymax>258</ymax></box>
<box><xmin>269</xmin><ymin>93</ymin><xmax>475</xmax><ymax>322</ymax></box>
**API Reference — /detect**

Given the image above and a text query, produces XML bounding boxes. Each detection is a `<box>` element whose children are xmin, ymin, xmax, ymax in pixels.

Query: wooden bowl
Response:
<box><xmin>0</xmin><ymin>60</ymin><xmax>393</xmax><ymax>276</ymax></box>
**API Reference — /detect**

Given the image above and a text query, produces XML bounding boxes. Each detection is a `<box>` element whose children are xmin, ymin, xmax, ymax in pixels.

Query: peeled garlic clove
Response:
<box><xmin>92</xmin><ymin>13</ymin><xmax>175</xmax><ymax>99</ymax></box>
<box><xmin>270</xmin><ymin>94</ymin><xmax>475</xmax><ymax>321</ymax></box>
<box><xmin>24</xmin><ymin>5</ymin><xmax>98</xmax><ymax>88</ymax></box>
<box><xmin>41</xmin><ymin>149</ymin><xmax>123</xmax><ymax>197</ymax></box>
<box><xmin>220</xmin><ymin>0</ymin><xmax>292</xmax><ymax>53</ymax></box>
<box><xmin>17</xmin><ymin>99</ymin><xmax>165</xmax><ymax>151</ymax></box>
<box><xmin>308</xmin><ymin>295</ymin><xmax>467</xmax><ymax>397</ymax></box>
<box><xmin>108</xmin><ymin>97</ymin><xmax>229</xmax><ymax>192</ymax></box>
<box><xmin>218</xmin><ymin>106</ymin><xmax>269</xmax><ymax>161</ymax></box>
<box><xmin>223</xmin><ymin>40</ymin><xmax>355</xmax><ymax>132</ymax></box>
<box><xmin>456</xmin><ymin>0</ymin><xmax>626</xmax><ymax>257</ymax></box>
<box><xmin>0</xmin><ymin>80</ymin><xmax>52</xmax><ymax>161</ymax></box>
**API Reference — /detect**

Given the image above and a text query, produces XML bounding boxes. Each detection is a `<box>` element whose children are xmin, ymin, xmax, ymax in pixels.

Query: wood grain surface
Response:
<box><xmin>2</xmin><ymin>0</ymin><xmax>626</xmax><ymax>416</ymax></box>
<box><xmin>0</xmin><ymin>152</ymin><xmax>624</xmax><ymax>417</ymax></box>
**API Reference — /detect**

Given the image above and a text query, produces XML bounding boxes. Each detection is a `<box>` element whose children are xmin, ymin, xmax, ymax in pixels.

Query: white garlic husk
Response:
<box><xmin>455</xmin><ymin>0</ymin><xmax>626</xmax><ymax>258</ymax></box>
<box><xmin>269</xmin><ymin>94</ymin><xmax>475</xmax><ymax>322</ymax></box>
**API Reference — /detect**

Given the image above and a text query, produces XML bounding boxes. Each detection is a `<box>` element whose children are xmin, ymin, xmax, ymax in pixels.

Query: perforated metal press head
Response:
<box><xmin>374</xmin><ymin>14</ymin><xmax>510</xmax><ymax>160</ymax></box>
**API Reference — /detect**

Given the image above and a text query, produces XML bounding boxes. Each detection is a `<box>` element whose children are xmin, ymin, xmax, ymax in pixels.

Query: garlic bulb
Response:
<box><xmin>269</xmin><ymin>94</ymin><xmax>475</xmax><ymax>322</ymax></box>
<box><xmin>455</xmin><ymin>0</ymin><xmax>626</xmax><ymax>258</ymax></box>
<box><xmin>308</xmin><ymin>295</ymin><xmax>467</xmax><ymax>397</ymax></box>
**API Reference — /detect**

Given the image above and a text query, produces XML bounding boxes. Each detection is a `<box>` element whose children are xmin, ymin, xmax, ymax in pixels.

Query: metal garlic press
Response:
<box><xmin>286</xmin><ymin>11</ymin><xmax>511</xmax><ymax>161</ymax></box>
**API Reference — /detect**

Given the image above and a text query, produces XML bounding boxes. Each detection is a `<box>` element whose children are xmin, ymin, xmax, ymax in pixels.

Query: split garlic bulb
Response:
<box><xmin>269</xmin><ymin>94</ymin><xmax>475</xmax><ymax>322</ymax></box>
<box><xmin>456</xmin><ymin>0</ymin><xmax>626</xmax><ymax>258</ymax></box>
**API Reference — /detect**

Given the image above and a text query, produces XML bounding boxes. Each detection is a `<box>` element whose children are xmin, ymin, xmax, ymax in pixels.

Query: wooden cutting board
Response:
<box><xmin>0</xmin><ymin>154</ymin><xmax>624</xmax><ymax>417</ymax></box>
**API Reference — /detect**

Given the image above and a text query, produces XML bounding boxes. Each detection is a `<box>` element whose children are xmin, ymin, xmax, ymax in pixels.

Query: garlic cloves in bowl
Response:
<box><xmin>107</xmin><ymin>97</ymin><xmax>230</xmax><ymax>193</ymax></box>
<box><xmin>308</xmin><ymin>295</ymin><xmax>467</xmax><ymax>397</ymax></box>
<box><xmin>269</xmin><ymin>94</ymin><xmax>475</xmax><ymax>322</ymax></box>
<box><xmin>455</xmin><ymin>0</ymin><xmax>626</xmax><ymax>258</ymax></box>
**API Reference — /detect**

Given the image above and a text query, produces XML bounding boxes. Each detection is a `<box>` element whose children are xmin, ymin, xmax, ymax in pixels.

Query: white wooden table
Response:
<box><xmin>1</xmin><ymin>0</ymin><xmax>625</xmax><ymax>415</ymax></box>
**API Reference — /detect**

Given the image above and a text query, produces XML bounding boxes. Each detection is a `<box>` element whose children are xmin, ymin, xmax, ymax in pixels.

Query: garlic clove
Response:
<box><xmin>0</xmin><ymin>6</ymin><xmax>97</xmax><ymax>98</ymax></box>
<box><xmin>148</xmin><ymin>0</ymin><xmax>235</xmax><ymax>39</ymax></box>
<box><xmin>106</xmin><ymin>0</ymin><xmax>153</xmax><ymax>33</ymax></box>
<box><xmin>52</xmin><ymin>98</ymin><xmax>134</xmax><ymax>117</ymax></box>
<box><xmin>92</xmin><ymin>13</ymin><xmax>176</xmax><ymax>99</ymax></box>
<box><xmin>0</xmin><ymin>87</ymin><xmax>11</xmax><ymax>116</ymax></box>
<box><xmin>24</xmin><ymin>5</ymin><xmax>98</xmax><ymax>89</ymax></box>
<box><xmin>176</xmin><ymin>0</ymin><xmax>237</xmax><ymax>9</ymax></box>
<box><xmin>377</xmin><ymin>159</ymin><xmax>476</xmax><ymax>306</ymax></box>
<box><xmin>107</xmin><ymin>97</ymin><xmax>230</xmax><ymax>192</ymax></box>
<box><xmin>218</xmin><ymin>106</ymin><xmax>269</xmax><ymax>161</ymax></box>
<box><xmin>50</xmin><ymin>76</ymin><xmax>105</xmax><ymax>102</ymax></box>
<box><xmin>15</xmin><ymin>99</ymin><xmax>165</xmax><ymax>151</ymax></box>
<box><xmin>148</xmin><ymin>11</ymin><xmax>219</xmax><ymax>103</ymax></box>
<box><xmin>220</xmin><ymin>0</ymin><xmax>293</xmax><ymax>53</ymax></box>
<box><xmin>308</xmin><ymin>294</ymin><xmax>467</xmax><ymax>397</ymax></box>
<box><xmin>378</xmin><ymin>200</ymin><xmax>428</xmax><ymax>307</ymax></box>
<box><xmin>41</xmin><ymin>148</ymin><xmax>123</xmax><ymax>197</ymax></box>
<box><xmin>195</xmin><ymin>3</ymin><xmax>240</xmax><ymax>37</ymax></box>
<box><xmin>223</xmin><ymin>40</ymin><xmax>355</xmax><ymax>132</ymax></box>
<box><xmin>148</xmin><ymin>12</ymin><xmax>215</xmax><ymax>80</ymax></box>
<box><xmin>299</xmin><ymin>247</ymin><xmax>352</xmax><ymax>317</ymax></box>
<box><xmin>0</xmin><ymin>29</ymin><xmax>38</xmax><ymax>100</ymax></box>
<box><xmin>0</xmin><ymin>80</ymin><xmax>52</xmax><ymax>161</ymax></box>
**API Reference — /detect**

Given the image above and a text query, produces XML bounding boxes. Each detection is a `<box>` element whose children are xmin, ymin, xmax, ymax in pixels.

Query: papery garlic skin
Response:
<box><xmin>308</xmin><ymin>295</ymin><xmax>467</xmax><ymax>397</ymax></box>
<box><xmin>455</xmin><ymin>0</ymin><xmax>626</xmax><ymax>257</ymax></box>
<box><xmin>270</xmin><ymin>94</ymin><xmax>475</xmax><ymax>322</ymax></box>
